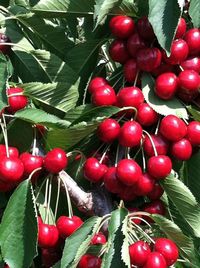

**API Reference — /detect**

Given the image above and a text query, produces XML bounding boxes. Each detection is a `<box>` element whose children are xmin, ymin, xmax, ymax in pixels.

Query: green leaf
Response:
<box><xmin>188</xmin><ymin>106</ymin><xmax>200</xmax><ymax>121</ymax></box>
<box><xmin>0</xmin><ymin>180</ymin><xmax>37</xmax><ymax>268</ymax></box>
<box><xmin>189</xmin><ymin>0</ymin><xmax>200</xmax><ymax>28</ymax></box>
<box><xmin>61</xmin><ymin>216</ymin><xmax>102</xmax><ymax>268</ymax></box>
<box><xmin>142</xmin><ymin>73</ymin><xmax>188</xmax><ymax>119</ymax></box>
<box><xmin>0</xmin><ymin>54</ymin><xmax>9</xmax><ymax>111</ymax></box>
<box><xmin>148</xmin><ymin>0</ymin><xmax>183</xmax><ymax>54</ymax></box>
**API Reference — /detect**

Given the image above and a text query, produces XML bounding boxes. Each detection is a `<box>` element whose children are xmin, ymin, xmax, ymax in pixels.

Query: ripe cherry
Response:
<box><xmin>178</xmin><ymin>70</ymin><xmax>200</xmax><ymax>99</ymax></box>
<box><xmin>187</xmin><ymin>121</ymin><xmax>200</xmax><ymax>146</ymax></box>
<box><xmin>147</xmin><ymin>155</ymin><xmax>172</xmax><ymax>180</ymax></box>
<box><xmin>137</xmin><ymin>48</ymin><xmax>162</xmax><ymax>72</ymax></box>
<box><xmin>97</xmin><ymin>118</ymin><xmax>120</xmax><ymax>143</ymax></box>
<box><xmin>117</xmin><ymin>86</ymin><xmax>144</xmax><ymax>110</ymax></box>
<box><xmin>38</xmin><ymin>223</ymin><xmax>59</xmax><ymax>248</ymax></box>
<box><xmin>163</xmin><ymin>39</ymin><xmax>188</xmax><ymax>65</ymax></box>
<box><xmin>123</xmin><ymin>59</ymin><xmax>138</xmax><ymax>83</ymax></box>
<box><xmin>137</xmin><ymin>103</ymin><xmax>159</xmax><ymax>126</ymax></box>
<box><xmin>118</xmin><ymin>185</ymin><xmax>137</xmax><ymax>201</ymax></box>
<box><xmin>180</xmin><ymin>56</ymin><xmax>200</xmax><ymax>73</ymax></box>
<box><xmin>78</xmin><ymin>254</ymin><xmax>102</xmax><ymax>268</ymax></box>
<box><xmin>129</xmin><ymin>241</ymin><xmax>151</xmax><ymax>266</ymax></box>
<box><xmin>109</xmin><ymin>39</ymin><xmax>129</xmax><ymax>63</ymax></box>
<box><xmin>135</xmin><ymin>173</ymin><xmax>155</xmax><ymax>196</ymax></box>
<box><xmin>56</xmin><ymin>216</ymin><xmax>83</xmax><ymax>238</ymax></box>
<box><xmin>92</xmin><ymin>85</ymin><xmax>117</xmax><ymax>106</ymax></box>
<box><xmin>91</xmin><ymin>232</ymin><xmax>106</xmax><ymax>245</ymax></box>
<box><xmin>175</xmin><ymin>18</ymin><xmax>187</xmax><ymax>39</ymax></box>
<box><xmin>119</xmin><ymin>121</ymin><xmax>142</xmax><ymax>147</ymax></box>
<box><xmin>44</xmin><ymin>148</ymin><xmax>68</xmax><ymax>174</ymax></box>
<box><xmin>128</xmin><ymin>207</ymin><xmax>142</xmax><ymax>224</ymax></box>
<box><xmin>152</xmin><ymin>62</ymin><xmax>175</xmax><ymax>77</ymax></box>
<box><xmin>127</xmin><ymin>32</ymin><xmax>146</xmax><ymax>57</ymax></box>
<box><xmin>155</xmin><ymin>72</ymin><xmax>179</xmax><ymax>100</ymax></box>
<box><xmin>144</xmin><ymin>200</ymin><xmax>166</xmax><ymax>218</ymax></box>
<box><xmin>103</xmin><ymin>167</ymin><xmax>123</xmax><ymax>193</ymax></box>
<box><xmin>0</xmin><ymin>33</ymin><xmax>11</xmax><ymax>54</ymax></box>
<box><xmin>0</xmin><ymin>156</ymin><xmax>24</xmax><ymax>183</ymax></box>
<box><xmin>137</xmin><ymin>16</ymin><xmax>155</xmax><ymax>41</ymax></box>
<box><xmin>84</xmin><ymin>157</ymin><xmax>107</xmax><ymax>182</ymax></box>
<box><xmin>184</xmin><ymin>28</ymin><xmax>200</xmax><ymax>55</ymax></box>
<box><xmin>0</xmin><ymin>145</ymin><xmax>19</xmax><ymax>158</ymax></box>
<box><xmin>143</xmin><ymin>134</ymin><xmax>169</xmax><ymax>157</ymax></box>
<box><xmin>154</xmin><ymin>238</ymin><xmax>179</xmax><ymax>266</ymax></box>
<box><xmin>116</xmin><ymin>159</ymin><xmax>142</xmax><ymax>186</ymax></box>
<box><xmin>159</xmin><ymin>115</ymin><xmax>187</xmax><ymax>142</ymax></box>
<box><xmin>42</xmin><ymin>248</ymin><xmax>61</xmax><ymax>268</ymax></box>
<box><xmin>7</xmin><ymin>87</ymin><xmax>28</xmax><ymax>114</ymax></box>
<box><xmin>88</xmin><ymin>77</ymin><xmax>108</xmax><ymax>94</ymax></box>
<box><xmin>147</xmin><ymin>182</ymin><xmax>164</xmax><ymax>200</ymax></box>
<box><xmin>109</xmin><ymin>15</ymin><xmax>135</xmax><ymax>39</ymax></box>
<box><xmin>171</xmin><ymin>138</ymin><xmax>192</xmax><ymax>160</ymax></box>
<box><xmin>143</xmin><ymin>252</ymin><xmax>167</xmax><ymax>268</ymax></box>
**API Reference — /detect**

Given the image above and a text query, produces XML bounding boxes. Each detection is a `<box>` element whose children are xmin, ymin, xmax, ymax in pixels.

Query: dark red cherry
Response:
<box><xmin>180</xmin><ymin>56</ymin><xmax>200</xmax><ymax>73</ymax></box>
<box><xmin>159</xmin><ymin>115</ymin><xmax>187</xmax><ymax>142</ymax></box>
<box><xmin>38</xmin><ymin>224</ymin><xmax>59</xmax><ymax>248</ymax></box>
<box><xmin>184</xmin><ymin>28</ymin><xmax>200</xmax><ymax>55</ymax></box>
<box><xmin>7</xmin><ymin>87</ymin><xmax>28</xmax><ymax>114</ymax></box>
<box><xmin>123</xmin><ymin>59</ymin><xmax>138</xmax><ymax>83</ymax></box>
<box><xmin>171</xmin><ymin>138</ymin><xmax>192</xmax><ymax>160</ymax></box>
<box><xmin>147</xmin><ymin>155</ymin><xmax>172</xmax><ymax>180</ymax></box>
<box><xmin>127</xmin><ymin>32</ymin><xmax>146</xmax><ymax>57</ymax></box>
<box><xmin>0</xmin><ymin>156</ymin><xmax>24</xmax><ymax>183</ymax></box>
<box><xmin>42</xmin><ymin>248</ymin><xmax>61</xmax><ymax>268</ymax></box>
<box><xmin>163</xmin><ymin>39</ymin><xmax>188</xmax><ymax>65</ymax></box>
<box><xmin>137</xmin><ymin>103</ymin><xmax>159</xmax><ymax>126</ymax></box>
<box><xmin>143</xmin><ymin>252</ymin><xmax>167</xmax><ymax>268</ymax></box>
<box><xmin>137</xmin><ymin>16</ymin><xmax>155</xmax><ymax>41</ymax></box>
<box><xmin>92</xmin><ymin>85</ymin><xmax>117</xmax><ymax>106</ymax></box>
<box><xmin>144</xmin><ymin>200</ymin><xmax>166</xmax><ymax>217</ymax></box>
<box><xmin>84</xmin><ymin>157</ymin><xmax>107</xmax><ymax>182</ymax></box>
<box><xmin>109</xmin><ymin>15</ymin><xmax>135</xmax><ymax>39</ymax></box>
<box><xmin>78</xmin><ymin>254</ymin><xmax>102</xmax><ymax>268</ymax></box>
<box><xmin>103</xmin><ymin>167</ymin><xmax>123</xmax><ymax>193</ymax></box>
<box><xmin>56</xmin><ymin>216</ymin><xmax>83</xmax><ymax>238</ymax></box>
<box><xmin>97</xmin><ymin>118</ymin><xmax>120</xmax><ymax>143</ymax></box>
<box><xmin>143</xmin><ymin>134</ymin><xmax>169</xmax><ymax>157</ymax></box>
<box><xmin>187</xmin><ymin>121</ymin><xmax>200</xmax><ymax>146</ymax></box>
<box><xmin>116</xmin><ymin>159</ymin><xmax>142</xmax><ymax>186</ymax></box>
<box><xmin>117</xmin><ymin>86</ymin><xmax>144</xmax><ymax>109</ymax></box>
<box><xmin>152</xmin><ymin>62</ymin><xmax>175</xmax><ymax>77</ymax></box>
<box><xmin>109</xmin><ymin>39</ymin><xmax>129</xmax><ymax>64</ymax></box>
<box><xmin>135</xmin><ymin>173</ymin><xmax>155</xmax><ymax>196</ymax></box>
<box><xmin>88</xmin><ymin>77</ymin><xmax>108</xmax><ymax>94</ymax></box>
<box><xmin>129</xmin><ymin>241</ymin><xmax>151</xmax><ymax>266</ymax></box>
<box><xmin>0</xmin><ymin>144</ymin><xmax>19</xmax><ymax>158</ymax></box>
<box><xmin>175</xmin><ymin>18</ymin><xmax>187</xmax><ymax>39</ymax></box>
<box><xmin>137</xmin><ymin>48</ymin><xmax>162</xmax><ymax>72</ymax></box>
<box><xmin>119</xmin><ymin>121</ymin><xmax>142</xmax><ymax>147</ymax></box>
<box><xmin>0</xmin><ymin>180</ymin><xmax>15</xmax><ymax>192</ymax></box>
<box><xmin>0</xmin><ymin>33</ymin><xmax>11</xmax><ymax>54</ymax></box>
<box><xmin>155</xmin><ymin>72</ymin><xmax>179</xmax><ymax>100</ymax></box>
<box><xmin>154</xmin><ymin>238</ymin><xmax>179</xmax><ymax>266</ymax></box>
<box><xmin>44</xmin><ymin>148</ymin><xmax>68</xmax><ymax>174</ymax></box>
<box><xmin>147</xmin><ymin>182</ymin><xmax>164</xmax><ymax>200</ymax></box>
<box><xmin>91</xmin><ymin>232</ymin><xmax>106</xmax><ymax>245</ymax></box>
<box><xmin>118</xmin><ymin>185</ymin><xmax>137</xmax><ymax>201</ymax></box>
<box><xmin>178</xmin><ymin>70</ymin><xmax>200</xmax><ymax>98</ymax></box>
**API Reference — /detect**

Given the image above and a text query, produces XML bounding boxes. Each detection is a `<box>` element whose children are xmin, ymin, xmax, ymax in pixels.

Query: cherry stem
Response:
<box><xmin>7</xmin><ymin>92</ymin><xmax>24</xmax><ymax>97</ymax></box>
<box><xmin>115</xmin><ymin>144</ymin><xmax>120</xmax><ymax>167</ymax></box>
<box><xmin>0</xmin><ymin>115</ymin><xmax>9</xmax><ymax>158</ymax></box>
<box><xmin>143</xmin><ymin>130</ymin><xmax>158</xmax><ymax>157</ymax></box>
<box><xmin>155</xmin><ymin>117</ymin><xmax>161</xmax><ymax>135</ymax></box>
<box><xmin>130</xmin><ymin>221</ymin><xmax>155</xmax><ymax>244</ymax></box>
<box><xmin>0</xmin><ymin>42</ymin><xmax>29</xmax><ymax>53</ymax></box>
<box><xmin>96</xmin><ymin>214</ymin><xmax>111</xmax><ymax>234</ymax></box>
<box><xmin>125</xmin><ymin>147</ymin><xmax>131</xmax><ymax>159</ymax></box>
<box><xmin>141</xmin><ymin>140</ymin><xmax>146</xmax><ymax>172</ymax></box>
<box><xmin>35</xmin><ymin>177</ymin><xmax>48</xmax><ymax>201</ymax></box>
<box><xmin>44</xmin><ymin>178</ymin><xmax>49</xmax><ymax>223</ymax></box>
<box><xmin>99</xmin><ymin>144</ymin><xmax>110</xmax><ymax>164</ymax></box>
<box><xmin>45</xmin><ymin>176</ymin><xmax>52</xmax><ymax>224</ymax></box>
<box><xmin>179</xmin><ymin>65</ymin><xmax>184</xmax><ymax>72</ymax></box>
<box><xmin>129</xmin><ymin>216</ymin><xmax>151</xmax><ymax>228</ymax></box>
<box><xmin>92</xmin><ymin>142</ymin><xmax>105</xmax><ymax>158</ymax></box>
<box><xmin>32</xmin><ymin>127</ymin><xmax>37</xmax><ymax>156</ymax></box>
<box><xmin>54</xmin><ymin>178</ymin><xmax>61</xmax><ymax>220</ymax></box>
<box><xmin>0</xmin><ymin>5</ymin><xmax>9</xmax><ymax>14</ymax></box>
<box><xmin>112</xmin><ymin>74</ymin><xmax>123</xmax><ymax>88</ymax></box>
<box><xmin>182</xmin><ymin>118</ymin><xmax>189</xmax><ymax>125</ymax></box>
<box><xmin>121</xmin><ymin>106</ymin><xmax>138</xmax><ymax>120</ymax></box>
<box><xmin>98</xmin><ymin>245</ymin><xmax>107</xmax><ymax>258</ymax></box>
<box><xmin>133</xmin><ymin>71</ymin><xmax>140</xmax><ymax>87</ymax></box>
<box><xmin>60</xmin><ymin>176</ymin><xmax>73</xmax><ymax>218</ymax></box>
<box><xmin>127</xmin><ymin>227</ymin><xmax>140</xmax><ymax>241</ymax></box>
<box><xmin>101</xmin><ymin>44</ymin><xmax>115</xmax><ymax>72</ymax></box>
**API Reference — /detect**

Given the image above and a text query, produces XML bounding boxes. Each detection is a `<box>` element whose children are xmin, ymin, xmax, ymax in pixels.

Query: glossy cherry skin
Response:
<box><xmin>159</xmin><ymin>115</ymin><xmax>187</xmax><ymax>142</ymax></box>
<box><xmin>154</xmin><ymin>238</ymin><xmax>179</xmax><ymax>266</ymax></box>
<box><xmin>175</xmin><ymin>18</ymin><xmax>187</xmax><ymax>39</ymax></box>
<box><xmin>147</xmin><ymin>155</ymin><xmax>172</xmax><ymax>180</ymax></box>
<box><xmin>97</xmin><ymin>118</ymin><xmax>120</xmax><ymax>143</ymax></box>
<box><xmin>38</xmin><ymin>224</ymin><xmax>59</xmax><ymax>248</ymax></box>
<box><xmin>187</xmin><ymin>121</ymin><xmax>200</xmax><ymax>146</ymax></box>
<box><xmin>91</xmin><ymin>232</ymin><xmax>107</xmax><ymax>245</ymax></box>
<box><xmin>109</xmin><ymin>15</ymin><xmax>135</xmax><ymax>39</ymax></box>
<box><xmin>137</xmin><ymin>103</ymin><xmax>158</xmax><ymax>126</ymax></box>
<box><xmin>56</xmin><ymin>216</ymin><xmax>83</xmax><ymax>238</ymax></box>
<box><xmin>88</xmin><ymin>77</ymin><xmax>108</xmax><ymax>94</ymax></box>
<box><xmin>78</xmin><ymin>254</ymin><xmax>102</xmax><ymax>268</ymax></box>
<box><xmin>137</xmin><ymin>48</ymin><xmax>162</xmax><ymax>72</ymax></box>
<box><xmin>117</xmin><ymin>86</ymin><xmax>144</xmax><ymax>109</ymax></box>
<box><xmin>180</xmin><ymin>56</ymin><xmax>200</xmax><ymax>73</ymax></box>
<box><xmin>0</xmin><ymin>144</ymin><xmax>19</xmax><ymax>158</ymax></box>
<box><xmin>155</xmin><ymin>72</ymin><xmax>179</xmax><ymax>100</ymax></box>
<box><xmin>0</xmin><ymin>33</ymin><xmax>11</xmax><ymax>54</ymax></box>
<box><xmin>144</xmin><ymin>200</ymin><xmax>166</xmax><ymax>218</ymax></box>
<box><xmin>109</xmin><ymin>39</ymin><xmax>129</xmax><ymax>64</ymax></box>
<box><xmin>143</xmin><ymin>134</ymin><xmax>169</xmax><ymax>157</ymax></box>
<box><xmin>184</xmin><ymin>28</ymin><xmax>200</xmax><ymax>55</ymax></box>
<box><xmin>128</xmin><ymin>207</ymin><xmax>142</xmax><ymax>224</ymax></box>
<box><xmin>163</xmin><ymin>39</ymin><xmax>188</xmax><ymax>65</ymax></box>
<box><xmin>84</xmin><ymin>157</ymin><xmax>107</xmax><ymax>182</ymax></box>
<box><xmin>135</xmin><ymin>173</ymin><xmax>155</xmax><ymax>196</ymax></box>
<box><xmin>143</xmin><ymin>252</ymin><xmax>167</xmax><ymax>268</ymax></box>
<box><xmin>147</xmin><ymin>182</ymin><xmax>164</xmax><ymax>200</ymax></box>
<box><xmin>129</xmin><ymin>241</ymin><xmax>151</xmax><ymax>266</ymax></box>
<box><xmin>178</xmin><ymin>70</ymin><xmax>200</xmax><ymax>99</ymax></box>
<box><xmin>119</xmin><ymin>121</ymin><xmax>143</xmax><ymax>147</ymax></box>
<box><xmin>123</xmin><ymin>59</ymin><xmax>138</xmax><ymax>83</ymax></box>
<box><xmin>127</xmin><ymin>32</ymin><xmax>146</xmax><ymax>57</ymax></box>
<box><xmin>137</xmin><ymin>16</ymin><xmax>155</xmax><ymax>41</ymax></box>
<box><xmin>116</xmin><ymin>158</ymin><xmax>142</xmax><ymax>186</ymax></box>
<box><xmin>44</xmin><ymin>148</ymin><xmax>68</xmax><ymax>174</ymax></box>
<box><xmin>0</xmin><ymin>156</ymin><xmax>24</xmax><ymax>183</ymax></box>
<box><xmin>92</xmin><ymin>85</ymin><xmax>117</xmax><ymax>106</ymax></box>
<box><xmin>171</xmin><ymin>138</ymin><xmax>192</xmax><ymax>160</ymax></box>
<box><xmin>103</xmin><ymin>167</ymin><xmax>123</xmax><ymax>193</ymax></box>
<box><xmin>7</xmin><ymin>87</ymin><xmax>28</xmax><ymax>114</ymax></box>
<box><xmin>20</xmin><ymin>153</ymin><xmax>43</xmax><ymax>181</ymax></box>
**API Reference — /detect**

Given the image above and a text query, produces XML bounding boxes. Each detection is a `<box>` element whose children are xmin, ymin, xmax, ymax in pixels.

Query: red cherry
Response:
<box><xmin>143</xmin><ymin>252</ymin><xmax>167</xmax><ymax>268</ymax></box>
<box><xmin>129</xmin><ymin>241</ymin><xmax>151</xmax><ymax>266</ymax></box>
<box><xmin>92</xmin><ymin>85</ymin><xmax>117</xmax><ymax>106</ymax></box>
<box><xmin>127</xmin><ymin>32</ymin><xmax>146</xmax><ymax>57</ymax></box>
<box><xmin>187</xmin><ymin>121</ymin><xmax>200</xmax><ymax>146</ymax></box>
<box><xmin>38</xmin><ymin>224</ymin><xmax>59</xmax><ymax>248</ymax></box>
<box><xmin>143</xmin><ymin>134</ymin><xmax>169</xmax><ymax>157</ymax></box>
<box><xmin>78</xmin><ymin>254</ymin><xmax>102</xmax><ymax>268</ymax></box>
<box><xmin>180</xmin><ymin>56</ymin><xmax>200</xmax><ymax>73</ymax></box>
<box><xmin>128</xmin><ymin>207</ymin><xmax>142</xmax><ymax>224</ymax></box>
<box><xmin>152</xmin><ymin>62</ymin><xmax>175</xmax><ymax>77</ymax></box>
<box><xmin>148</xmin><ymin>182</ymin><xmax>164</xmax><ymax>200</ymax></box>
<box><xmin>42</xmin><ymin>248</ymin><xmax>61</xmax><ymax>268</ymax></box>
<box><xmin>144</xmin><ymin>200</ymin><xmax>166</xmax><ymax>217</ymax></box>
<box><xmin>155</xmin><ymin>72</ymin><xmax>179</xmax><ymax>100</ymax></box>
<box><xmin>0</xmin><ymin>156</ymin><xmax>24</xmax><ymax>183</ymax></box>
<box><xmin>0</xmin><ymin>180</ymin><xmax>15</xmax><ymax>192</ymax></box>
<box><xmin>119</xmin><ymin>121</ymin><xmax>142</xmax><ymax>147</ymax></box>
<box><xmin>137</xmin><ymin>103</ymin><xmax>159</xmax><ymax>126</ymax></box>
<box><xmin>171</xmin><ymin>138</ymin><xmax>192</xmax><ymax>160</ymax></box>
<box><xmin>117</xmin><ymin>86</ymin><xmax>144</xmax><ymax>109</ymax></box>
<box><xmin>44</xmin><ymin>148</ymin><xmax>68</xmax><ymax>174</ymax></box>
<box><xmin>91</xmin><ymin>232</ymin><xmax>106</xmax><ymax>245</ymax></box>
<box><xmin>117</xmin><ymin>185</ymin><xmax>137</xmax><ymax>201</ymax></box>
<box><xmin>147</xmin><ymin>155</ymin><xmax>172</xmax><ymax>180</ymax></box>
<box><xmin>175</xmin><ymin>18</ymin><xmax>187</xmax><ymax>39</ymax></box>
<box><xmin>109</xmin><ymin>39</ymin><xmax>129</xmax><ymax>64</ymax></box>
<box><xmin>184</xmin><ymin>28</ymin><xmax>200</xmax><ymax>55</ymax></box>
<box><xmin>88</xmin><ymin>77</ymin><xmax>108</xmax><ymax>94</ymax></box>
<box><xmin>116</xmin><ymin>159</ymin><xmax>142</xmax><ymax>186</ymax></box>
<box><xmin>137</xmin><ymin>16</ymin><xmax>155</xmax><ymax>41</ymax></box>
<box><xmin>154</xmin><ymin>238</ymin><xmax>179</xmax><ymax>266</ymax></box>
<box><xmin>0</xmin><ymin>33</ymin><xmax>11</xmax><ymax>54</ymax></box>
<box><xmin>0</xmin><ymin>144</ymin><xmax>19</xmax><ymax>158</ymax></box>
<box><xmin>178</xmin><ymin>70</ymin><xmax>200</xmax><ymax>99</ymax></box>
<box><xmin>123</xmin><ymin>59</ymin><xmax>138</xmax><ymax>83</ymax></box>
<box><xmin>84</xmin><ymin>157</ymin><xmax>107</xmax><ymax>182</ymax></box>
<box><xmin>97</xmin><ymin>118</ymin><xmax>120</xmax><ymax>143</ymax></box>
<box><xmin>103</xmin><ymin>167</ymin><xmax>123</xmax><ymax>193</ymax></box>
<box><xmin>137</xmin><ymin>48</ymin><xmax>162</xmax><ymax>72</ymax></box>
<box><xmin>159</xmin><ymin>115</ymin><xmax>187</xmax><ymax>142</ymax></box>
<box><xmin>135</xmin><ymin>173</ymin><xmax>155</xmax><ymax>196</ymax></box>
<box><xmin>163</xmin><ymin>39</ymin><xmax>188</xmax><ymax>65</ymax></box>
<box><xmin>109</xmin><ymin>16</ymin><xmax>135</xmax><ymax>39</ymax></box>
<box><xmin>7</xmin><ymin>87</ymin><xmax>28</xmax><ymax>114</ymax></box>
<box><xmin>38</xmin><ymin>216</ymin><xmax>43</xmax><ymax>226</ymax></box>
<box><xmin>56</xmin><ymin>216</ymin><xmax>83</xmax><ymax>238</ymax></box>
